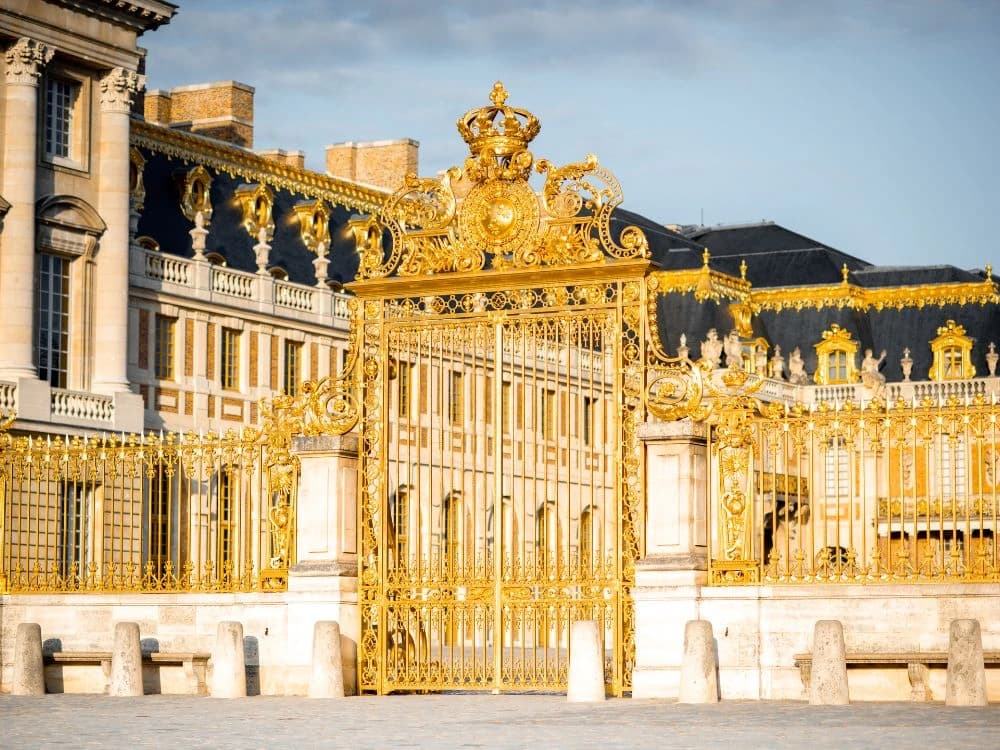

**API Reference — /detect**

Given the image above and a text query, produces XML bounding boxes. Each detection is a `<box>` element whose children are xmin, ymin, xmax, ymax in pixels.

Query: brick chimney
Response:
<box><xmin>325</xmin><ymin>139</ymin><xmax>418</xmax><ymax>192</ymax></box>
<box><xmin>257</xmin><ymin>149</ymin><xmax>306</xmax><ymax>170</ymax></box>
<box><xmin>144</xmin><ymin>81</ymin><xmax>254</xmax><ymax>148</ymax></box>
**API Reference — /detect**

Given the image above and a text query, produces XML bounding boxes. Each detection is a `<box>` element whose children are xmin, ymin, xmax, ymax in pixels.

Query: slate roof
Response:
<box><xmin>683</xmin><ymin>222</ymin><xmax>871</xmax><ymax>287</ymax></box>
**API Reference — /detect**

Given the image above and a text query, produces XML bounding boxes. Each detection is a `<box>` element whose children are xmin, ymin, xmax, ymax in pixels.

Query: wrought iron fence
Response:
<box><xmin>709</xmin><ymin>395</ymin><xmax>1000</xmax><ymax>584</ymax></box>
<box><xmin>0</xmin><ymin>426</ymin><xmax>296</xmax><ymax>593</ymax></box>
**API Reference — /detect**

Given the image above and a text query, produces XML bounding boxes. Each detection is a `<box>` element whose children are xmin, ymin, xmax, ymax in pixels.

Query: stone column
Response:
<box><xmin>0</xmin><ymin>38</ymin><xmax>53</xmax><ymax>381</ymax></box>
<box><xmin>92</xmin><ymin>67</ymin><xmax>143</xmax><ymax>394</ymax></box>
<box><xmin>285</xmin><ymin>433</ymin><xmax>360</xmax><ymax>695</ymax></box>
<box><xmin>631</xmin><ymin>419</ymin><xmax>709</xmax><ymax>698</ymax></box>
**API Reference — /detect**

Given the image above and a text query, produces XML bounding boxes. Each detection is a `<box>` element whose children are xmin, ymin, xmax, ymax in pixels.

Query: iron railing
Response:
<box><xmin>0</xmin><ymin>428</ymin><xmax>295</xmax><ymax>593</ymax></box>
<box><xmin>709</xmin><ymin>395</ymin><xmax>1000</xmax><ymax>583</ymax></box>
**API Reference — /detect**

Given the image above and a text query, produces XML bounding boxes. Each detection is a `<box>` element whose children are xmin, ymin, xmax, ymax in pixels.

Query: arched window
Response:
<box><xmin>813</xmin><ymin>324</ymin><xmax>859</xmax><ymax>385</ymax></box>
<box><xmin>929</xmin><ymin>320</ymin><xmax>975</xmax><ymax>381</ymax></box>
<box><xmin>34</xmin><ymin>195</ymin><xmax>106</xmax><ymax>389</ymax></box>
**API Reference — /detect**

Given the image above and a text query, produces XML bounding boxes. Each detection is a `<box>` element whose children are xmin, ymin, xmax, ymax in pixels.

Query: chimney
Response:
<box><xmin>144</xmin><ymin>81</ymin><xmax>254</xmax><ymax>148</ymax></box>
<box><xmin>325</xmin><ymin>139</ymin><xmax>419</xmax><ymax>192</ymax></box>
<box><xmin>257</xmin><ymin>149</ymin><xmax>306</xmax><ymax>170</ymax></box>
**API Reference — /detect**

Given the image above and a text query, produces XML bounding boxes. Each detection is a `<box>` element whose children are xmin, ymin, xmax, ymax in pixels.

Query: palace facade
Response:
<box><xmin>2</xmin><ymin>0</ymin><xmax>998</xmax><ymax>700</ymax></box>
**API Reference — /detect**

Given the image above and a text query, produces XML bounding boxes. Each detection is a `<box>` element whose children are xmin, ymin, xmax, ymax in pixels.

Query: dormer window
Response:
<box><xmin>929</xmin><ymin>320</ymin><xmax>975</xmax><ymax>381</ymax></box>
<box><xmin>268</xmin><ymin>266</ymin><xmax>288</xmax><ymax>280</ymax></box>
<box><xmin>813</xmin><ymin>324</ymin><xmax>859</xmax><ymax>385</ymax></box>
<box><xmin>205</xmin><ymin>252</ymin><xmax>226</xmax><ymax>266</ymax></box>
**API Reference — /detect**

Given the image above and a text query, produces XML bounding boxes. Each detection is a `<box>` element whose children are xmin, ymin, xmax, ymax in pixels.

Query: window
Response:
<box><xmin>540</xmin><ymin>388</ymin><xmax>556</xmax><ymax>440</ymax></box>
<box><xmin>824</xmin><ymin>438</ymin><xmax>850</xmax><ymax>499</ymax></box>
<box><xmin>42</xmin><ymin>74</ymin><xmax>88</xmax><ymax>169</ymax></box>
<box><xmin>583</xmin><ymin>396</ymin><xmax>594</xmax><ymax>446</ymax></box>
<box><xmin>44</xmin><ymin>77</ymin><xmax>76</xmax><ymax>159</ymax></box>
<box><xmin>218</xmin><ymin>471</ymin><xmax>235</xmax><ymax>568</ymax></box>
<box><xmin>448</xmin><ymin>371</ymin><xmax>464</xmax><ymax>425</ymax></box>
<box><xmin>398</xmin><ymin>361</ymin><xmax>412</xmax><ymax>418</ymax></box>
<box><xmin>59</xmin><ymin>482</ymin><xmax>90</xmax><ymax>578</ymax></box>
<box><xmin>283</xmin><ymin>340</ymin><xmax>301</xmax><ymax>396</ymax></box>
<box><xmin>501</xmin><ymin>382</ymin><xmax>512</xmax><ymax>429</ymax></box>
<box><xmin>35</xmin><ymin>253</ymin><xmax>70</xmax><ymax>388</ymax></box>
<box><xmin>939</xmin><ymin>438</ymin><xmax>967</xmax><ymax>499</ymax></box>
<box><xmin>929</xmin><ymin>321</ymin><xmax>975</xmax><ymax>381</ymax></box>
<box><xmin>154</xmin><ymin>315</ymin><xmax>176</xmax><ymax>380</ymax></box>
<box><xmin>148</xmin><ymin>466</ymin><xmax>172</xmax><ymax>575</ymax></box>
<box><xmin>813</xmin><ymin>324</ymin><xmax>858</xmax><ymax>385</ymax></box>
<box><xmin>829</xmin><ymin>351</ymin><xmax>848</xmax><ymax>382</ymax></box>
<box><xmin>221</xmin><ymin>328</ymin><xmax>240</xmax><ymax>390</ymax></box>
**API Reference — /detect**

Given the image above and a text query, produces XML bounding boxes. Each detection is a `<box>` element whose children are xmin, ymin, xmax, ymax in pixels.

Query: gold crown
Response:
<box><xmin>457</xmin><ymin>81</ymin><xmax>541</xmax><ymax>158</ymax></box>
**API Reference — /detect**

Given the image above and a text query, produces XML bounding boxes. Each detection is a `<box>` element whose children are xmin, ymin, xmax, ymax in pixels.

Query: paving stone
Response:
<box><xmin>0</xmin><ymin>693</ymin><xmax>997</xmax><ymax>749</ymax></box>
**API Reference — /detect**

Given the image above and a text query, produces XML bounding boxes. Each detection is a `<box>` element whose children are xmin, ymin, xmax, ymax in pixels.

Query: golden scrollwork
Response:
<box><xmin>178</xmin><ymin>164</ymin><xmax>212</xmax><ymax>225</ymax></box>
<box><xmin>132</xmin><ymin>119</ymin><xmax>386</xmax><ymax>215</ymax></box>
<box><xmin>234</xmin><ymin>182</ymin><xmax>275</xmax><ymax>242</ymax></box>
<box><xmin>292</xmin><ymin>198</ymin><xmax>331</xmax><ymax>254</ymax></box>
<box><xmin>354</xmin><ymin>82</ymin><xmax>648</xmax><ymax>279</ymax></box>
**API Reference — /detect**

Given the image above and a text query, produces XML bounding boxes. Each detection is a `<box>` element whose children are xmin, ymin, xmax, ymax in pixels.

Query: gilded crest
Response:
<box><xmin>356</xmin><ymin>82</ymin><xmax>648</xmax><ymax>279</ymax></box>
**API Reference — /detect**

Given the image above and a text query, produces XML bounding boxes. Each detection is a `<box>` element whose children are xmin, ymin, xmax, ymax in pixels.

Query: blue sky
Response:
<box><xmin>141</xmin><ymin>1</ymin><xmax>1000</xmax><ymax>271</ymax></box>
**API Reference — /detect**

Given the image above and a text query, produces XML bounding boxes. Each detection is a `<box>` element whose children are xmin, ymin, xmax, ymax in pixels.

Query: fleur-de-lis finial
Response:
<box><xmin>490</xmin><ymin>81</ymin><xmax>508</xmax><ymax>107</ymax></box>
<box><xmin>702</xmin><ymin>248</ymin><xmax>710</xmax><ymax>268</ymax></box>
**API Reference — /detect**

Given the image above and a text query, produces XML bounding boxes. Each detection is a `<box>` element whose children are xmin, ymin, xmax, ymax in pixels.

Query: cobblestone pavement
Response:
<box><xmin>1</xmin><ymin>694</ymin><xmax>998</xmax><ymax>749</ymax></box>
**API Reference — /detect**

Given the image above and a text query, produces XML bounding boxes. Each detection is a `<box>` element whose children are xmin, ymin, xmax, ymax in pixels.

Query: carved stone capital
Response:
<box><xmin>4</xmin><ymin>38</ymin><xmax>54</xmax><ymax>86</ymax></box>
<box><xmin>99</xmin><ymin>67</ymin><xmax>144</xmax><ymax>113</ymax></box>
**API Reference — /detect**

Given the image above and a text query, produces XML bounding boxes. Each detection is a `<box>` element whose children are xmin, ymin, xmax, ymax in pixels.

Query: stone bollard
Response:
<box><xmin>13</xmin><ymin>623</ymin><xmax>45</xmax><ymax>696</ymax></box>
<box><xmin>809</xmin><ymin>620</ymin><xmax>849</xmax><ymax>705</ymax></box>
<box><xmin>946</xmin><ymin>619</ymin><xmax>987</xmax><ymax>706</ymax></box>
<box><xmin>308</xmin><ymin>621</ymin><xmax>345</xmax><ymax>698</ymax></box>
<box><xmin>678</xmin><ymin>620</ymin><xmax>719</xmax><ymax>704</ymax></box>
<box><xmin>211</xmin><ymin>621</ymin><xmax>247</xmax><ymax>698</ymax></box>
<box><xmin>567</xmin><ymin>620</ymin><xmax>605</xmax><ymax>702</ymax></box>
<box><xmin>109</xmin><ymin>622</ymin><xmax>144</xmax><ymax>697</ymax></box>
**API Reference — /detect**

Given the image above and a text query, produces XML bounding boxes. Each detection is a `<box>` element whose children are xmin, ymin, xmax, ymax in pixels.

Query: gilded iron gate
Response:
<box><xmin>343</xmin><ymin>83</ymin><xmax>695</xmax><ymax>694</ymax></box>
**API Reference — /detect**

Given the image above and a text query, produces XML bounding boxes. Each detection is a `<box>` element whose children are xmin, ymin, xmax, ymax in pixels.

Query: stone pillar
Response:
<box><xmin>285</xmin><ymin>433</ymin><xmax>360</xmax><ymax>695</ymax></box>
<box><xmin>946</xmin><ymin>619</ymin><xmax>987</xmax><ymax>706</ymax></box>
<box><xmin>566</xmin><ymin>620</ymin><xmax>605</xmax><ymax>702</ymax></box>
<box><xmin>631</xmin><ymin>420</ymin><xmax>708</xmax><ymax>698</ymax></box>
<box><xmin>308</xmin><ymin>620</ymin><xmax>345</xmax><ymax>698</ymax></box>
<box><xmin>809</xmin><ymin>620</ymin><xmax>849</xmax><ymax>705</ymax></box>
<box><xmin>109</xmin><ymin>621</ymin><xmax>143</xmax><ymax>696</ymax></box>
<box><xmin>12</xmin><ymin>622</ymin><xmax>45</xmax><ymax>696</ymax></box>
<box><xmin>211</xmin><ymin>621</ymin><xmax>247</xmax><ymax>698</ymax></box>
<box><xmin>678</xmin><ymin>620</ymin><xmax>718</xmax><ymax>704</ymax></box>
<box><xmin>92</xmin><ymin>67</ymin><xmax>143</xmax><ymax>394</ymax></box>
<box><xmin>0</xmin><ymin>38</ymin><xmax>53</xmax><ymax>380</ymax></box>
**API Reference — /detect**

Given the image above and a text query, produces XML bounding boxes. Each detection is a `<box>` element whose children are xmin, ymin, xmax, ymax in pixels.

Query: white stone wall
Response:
<box><xmin>0</xmin><ymin>587</ymin><xmax>357</xmax><ymax>696</ymax></box>
<box><xmin>633</xmin><ymin>579</ymin><xmax>1000</xmax><ymax>701</ymax></box>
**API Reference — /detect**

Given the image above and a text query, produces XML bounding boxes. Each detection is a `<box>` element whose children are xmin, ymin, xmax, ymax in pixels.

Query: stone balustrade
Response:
<box><xmin>130</xmin><ymin>246</ymin><xmax>352</xmax><ymax>329</ymax></box>
<box><xmin>0</xmin><ymin>380</ymin><xmax>141</xmax><ymax>432</ymax></box>
<box><xmin>50</xmin><ymin>388</ymin><xmax>115</xmax><ymax>424</ymax></box>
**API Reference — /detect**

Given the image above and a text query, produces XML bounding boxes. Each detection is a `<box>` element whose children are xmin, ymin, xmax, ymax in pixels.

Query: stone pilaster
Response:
<box><xmin>92</xmin><ymin>67</ymin><xmax>144</xmax><ymax>394</ymax></box>
<box><xmin>285</xmin><ymin>433</ymin><xmax>360</xmax><ymax>694</ymax></box>
<box><xmin>631</xmin><ymin>419</ymin><xmax>709</xmax><ymax>698</ymax></box>
<box><xmin>0</xmin><ymin>38</ymin><xmax>53</xmax><ymax>381</ymax></box>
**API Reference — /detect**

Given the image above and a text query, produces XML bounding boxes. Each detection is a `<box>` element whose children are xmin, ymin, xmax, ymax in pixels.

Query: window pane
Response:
<box><xmin>35</xmin><ymin>253</ymin><xmax>70</xmax><ymax>388</ymax></box>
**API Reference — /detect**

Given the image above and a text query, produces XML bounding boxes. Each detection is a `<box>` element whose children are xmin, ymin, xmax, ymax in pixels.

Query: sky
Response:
<box><xmin>140</xmin><ymin>1</ymin><xmax>1000</xmax><ymax>271</ymax></box>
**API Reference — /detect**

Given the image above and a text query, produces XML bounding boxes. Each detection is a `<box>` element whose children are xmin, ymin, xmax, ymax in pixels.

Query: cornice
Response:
<box><xmin>749</xmin><ymin>279</ymin><xmax>999</xmax><ymax>313</ymax></box>
<box><xmin>648</xmin><ymin>269</ymin><xmax>999</xmax><ymax>313</ymax></box>
<box><xmin>130</xmin><ymin>119</ymin><xmax>388</xmax><ymax>215</ymax></box>
<box><xmin>647</xmin><ymin>268</ymin><xmax>751</xmax><ymax>304</ymax></box>
<box><xmin>48</xmin><ymin>0</ymin><xmax>177</xmax><ymax>32</ymax></box>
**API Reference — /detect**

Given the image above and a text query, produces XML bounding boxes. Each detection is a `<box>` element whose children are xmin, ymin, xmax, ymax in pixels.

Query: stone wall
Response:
<box><xmin>0</xmin><ymin>584</ymin><xmax>358</xmax><ymax>696</ymax></box>
<box><xmin>632</xmin><ymin>578</ymin><xmax>1000</xmax><ymax>701</ymax></box>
